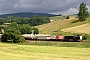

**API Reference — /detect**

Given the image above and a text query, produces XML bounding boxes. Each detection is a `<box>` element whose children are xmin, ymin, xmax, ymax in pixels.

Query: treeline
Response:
<box><xmin>0</xmin><ymin>15</ymin><xmax>50</xmax><ymax>26</ymax></box>
<box><xmin>1</xmin><ymin>22</ymin><xmax>39</xmax><ymax>43</ymax></box>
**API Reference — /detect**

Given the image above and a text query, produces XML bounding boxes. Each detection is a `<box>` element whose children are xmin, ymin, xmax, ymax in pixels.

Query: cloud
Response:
<box><xmin>61</xmin><ymin>8</ymin><xmax>78</xmax><ymax>15</ymax></box>
<box><xmin>0</xmin><ymin>0</ymin><xmax>90</xmax><ymax>15</ymax></box>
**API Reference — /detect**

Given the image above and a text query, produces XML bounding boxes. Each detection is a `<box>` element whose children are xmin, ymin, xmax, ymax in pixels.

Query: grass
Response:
<box><xmin>61</xmin><ymin>16</ymin><xmax>90</xmax><ymax>34</ymax></box>
<box><xmin>50</xmin><ymin>16</ymin><xmax>64</xmax><ymax>21</ymax></box>
<box><xmin>61</xmin><ymin>23</ymin><xmax>90</xmax><ymax>34</ymax></box>
<box><xmin>21</xmin><ymin>40</ymin><xmax>90</xmax><ymax>48</ymax></box>
<box><xmin>87</xmin><ymin>16</ymin><xmax>90</xmax><ymax>22</ymax></box>
<box><xmin>0</xmin><ymin>42</ymin><xmax>90</xmax><ymax>60</ymax></box>
<box><xmin>36</xmin><ymin>16</ymin><xmax>88</xmax><ymax>35</ymax></box>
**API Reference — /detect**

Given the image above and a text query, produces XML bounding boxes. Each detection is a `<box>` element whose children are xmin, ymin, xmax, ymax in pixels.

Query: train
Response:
<box><xmin>22</xmin><ymin>34</ymin><xmax>82</xmax><ymax>42</ymax></box>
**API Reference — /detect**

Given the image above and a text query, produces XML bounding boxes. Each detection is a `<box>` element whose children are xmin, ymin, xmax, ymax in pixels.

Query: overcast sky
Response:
<box><xmin>0</xmin><ymin>0</ymin><xmax>90</xmax><ymax>15</ymax></box>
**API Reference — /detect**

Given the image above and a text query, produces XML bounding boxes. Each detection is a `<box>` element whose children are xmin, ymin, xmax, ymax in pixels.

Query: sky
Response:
<box><xmin>0</xmin><ymin>0</ymin><xmax>90</xmax><ymax>15</ymax></box>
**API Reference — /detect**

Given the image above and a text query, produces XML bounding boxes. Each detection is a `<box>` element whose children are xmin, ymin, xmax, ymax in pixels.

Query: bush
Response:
<box><xmin>78</xmin><ymin>33</ymin><xmax>90</xmax><ymax>40</ymax></box>
<box><xmin>82</xmin><ymin>34</ymin><xmax>90</xmax><ymax>40</ymax></box>
<box><xmin>66</xmin><ymin>16</ymin><xmax>70</xmax><ymax>19</ymax></box>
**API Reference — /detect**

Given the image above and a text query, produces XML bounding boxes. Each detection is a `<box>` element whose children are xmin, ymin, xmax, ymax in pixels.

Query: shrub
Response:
<box><xmin>66</xmin><ymin>16</ymin><xmax>70</xmax><ymax>19</ymax></box>
<box><xmin>78</xmin><ymin>33</ymin><xmax>90</xmax><ymax>40</ymax></box>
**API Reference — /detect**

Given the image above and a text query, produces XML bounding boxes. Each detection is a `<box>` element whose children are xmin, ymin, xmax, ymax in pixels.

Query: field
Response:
<box><xmin>36</xmin><ymin>16</ymin><xmax>88</xmax><ymax>35</ymax></box>
<box><xmin>0</xmin><ymin>42</ymin><xmax>90</xmax><ymax>60</ymax></box>
<box><xmin>50</xmin><ymin>16</ymin><xmax>64</xmax><ymax>21</ymax></box>
<box><xmin>61</xmin><ymin>23</ymin><xmax>90</xmax><ymax>34</ymax></box>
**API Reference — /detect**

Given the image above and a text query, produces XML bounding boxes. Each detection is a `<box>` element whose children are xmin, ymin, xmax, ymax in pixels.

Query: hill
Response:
<box><xmin>61</xmin><ymin>23</ymin><xmax>90</xmax><ymax>34</ymax></box>
<box><xmin>36</xmin><ymin>16</ymin><xmax>88</xmax><ymax>35</ymax></box>
<box><xmin>0</xmin><ymin>12</ymin><xmax>59</xmax><ymax>18</ymax></box>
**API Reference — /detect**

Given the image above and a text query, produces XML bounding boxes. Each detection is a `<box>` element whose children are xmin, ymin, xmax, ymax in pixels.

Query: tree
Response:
<box><xmin>0</xmin><ymin>18</ymin><xmax>5</xmax><ymax>25</ymax></box>
<box><xmin>1</xmin><ymin>22</ymin><xmax>25</xmax><ymax>43</ymax></box>
<box><xmin>7</xmin><ymin>16</ymin><xmax>15</xmax><ymax>23</ymax></box>
<box><xmin>78</xmin><ymin>2</ymin><xmax>89</xmax><ymax>21</ymax></box>
<box><xmin>19</xmin><ymin>24</ymin><xmax>32</xmax><ymax>34</ymax></box>
<box><xmin>9</xmin><ymin>22</ymin><xmax>19</xmax><ymax>30</ymax></box>
<box><xmin>1</xmin><ymin>27</ymin><xmax>25</xmax><ymax>43</ymax></box>
<box><xmin>31</xmin><ymin>16</ymin><xmax>50</xmax><ymax>26</ymax></box>
<box><xmin>33</xmin><ymin>28</ymin><xmax>39</xmax><ymax>34</ymax></box>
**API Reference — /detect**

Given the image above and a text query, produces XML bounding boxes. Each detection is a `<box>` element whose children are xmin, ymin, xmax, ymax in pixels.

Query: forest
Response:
<box><xmin>0</xmin><ymin>15</ymin><xmax>50</xmax><ymax>26</ymax></box>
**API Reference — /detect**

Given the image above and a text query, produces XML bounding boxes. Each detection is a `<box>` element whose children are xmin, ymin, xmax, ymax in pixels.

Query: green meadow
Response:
<box><xmin>0</xmin><ymin>42</ymin><xmax>90</xmax><ymax>60</ymax></box>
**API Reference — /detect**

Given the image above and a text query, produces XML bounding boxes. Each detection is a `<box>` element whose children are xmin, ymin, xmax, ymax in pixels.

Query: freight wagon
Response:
<box><xmin>35</xmin><ymin>34</ymin><xmax>51</xmax><ymax>41</ymax></box>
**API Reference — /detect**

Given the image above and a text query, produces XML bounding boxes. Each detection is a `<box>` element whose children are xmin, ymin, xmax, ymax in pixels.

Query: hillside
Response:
<box><xmin>0</xmin><ymin>12</ymin><xmax>58</xmax><ymax>18</ymax></box>
<box><xmin>36</xmin><ymin>16</ymin><xmax>88</xmax><ymax>35</ymax></box>
<box><xmin>61</xmin><ymin>23</ymin><xmax>90</xmax><ymax>34</ymax></box>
